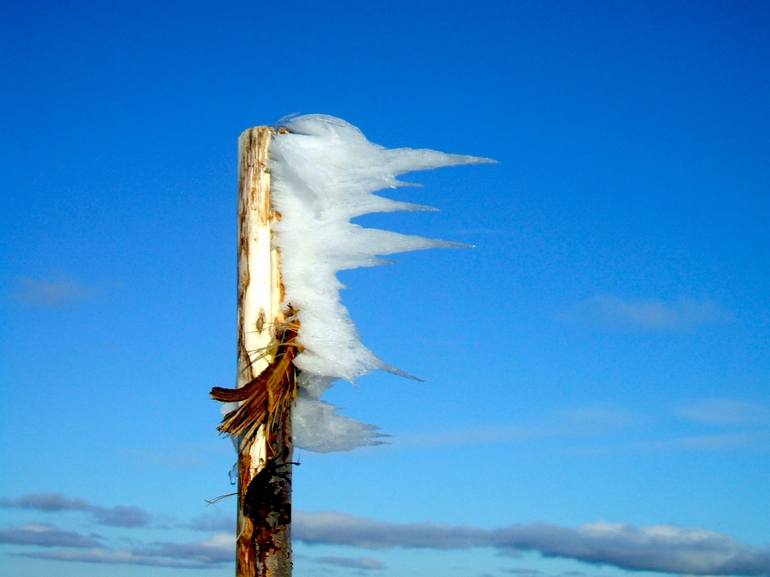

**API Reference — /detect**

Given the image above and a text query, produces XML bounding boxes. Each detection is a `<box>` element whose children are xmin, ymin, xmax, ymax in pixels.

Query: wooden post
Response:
<box><xmin>235</xmin><ymin>127</ymin><xmax>293</xmax><ymax>577</ymax></box>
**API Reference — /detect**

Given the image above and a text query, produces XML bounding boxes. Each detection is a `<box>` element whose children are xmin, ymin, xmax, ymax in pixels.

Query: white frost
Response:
<box><xmin>270</xmin><ymin>114</ymin><xmax>493</xmax><ymax>452</ymax></box>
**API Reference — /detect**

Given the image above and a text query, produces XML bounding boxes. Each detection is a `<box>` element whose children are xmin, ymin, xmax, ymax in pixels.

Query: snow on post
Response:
<box><xmin>212</xmin><ymin>115</ymin><xmax>493</xmax><ymax>577</ymax></box>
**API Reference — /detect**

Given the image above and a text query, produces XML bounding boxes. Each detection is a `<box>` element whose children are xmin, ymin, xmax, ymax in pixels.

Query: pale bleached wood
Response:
<box><xmin>235</xmin><ymin>126</ymin><xmax>293</xmax><ymax>577</ymax></box>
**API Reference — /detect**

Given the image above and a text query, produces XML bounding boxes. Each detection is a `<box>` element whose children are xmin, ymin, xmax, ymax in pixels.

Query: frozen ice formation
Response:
<box><xmin>269</xmin><ymin>114</ymin><xmax>493</xmax><ymax>452</ymax></box>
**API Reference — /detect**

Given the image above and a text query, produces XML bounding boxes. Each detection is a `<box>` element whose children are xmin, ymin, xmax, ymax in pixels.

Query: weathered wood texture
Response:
<box><xmin>236</xmin><ymin>127</ymin><xmax>293</xmax><ymax>577</ymax></box>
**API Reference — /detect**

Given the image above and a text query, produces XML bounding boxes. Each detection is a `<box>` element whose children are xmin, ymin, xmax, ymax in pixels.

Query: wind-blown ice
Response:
<box><xmin>270</xmin><ymin>114</ymin><xmax>493</xmax><ymax>452</ymax></box>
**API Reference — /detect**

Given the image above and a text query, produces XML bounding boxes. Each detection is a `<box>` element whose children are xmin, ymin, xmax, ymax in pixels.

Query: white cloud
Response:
<box><xmin>557</xmin><ymin>406</ymin><xmax>637</xmax><ymax>428</ymax></box>
<box><xmin>394</xmin><ymin>406</ymin><xmax>637</xmax><ymax>448</ymax></box>
<box><xmin>293</xmin><ymin>511</ymin><xmax>770</xmax><ymax>576</ymax></box>
<box><xmin>394</xmin><ymin>423</ymin><xmax>548</xmax><ymax>448</ymax></box>
<box><xmin>186</xmin><ymin>513</ymin><xmax>235</xmax><ymax>532</ymax></box>
<box><xmin>562</xmin><ymin>295</ymin><xmax>732</xmax><ymax>330</ymax></box>
<box><xmin>132</xmin><ymin>532</ymin><xmax>234</xmax><ymax>565</ymax></box>
<box><xmin>19</xmin><ymin>546</ymin><xmax>224</xmax><ymax>569</ymax></box>
<box><xmin>639</xmin><ymin>431</ymin><xmax>769</xmax><ymax>451</ymax></box>
<box><xmin>0</xmin><ymin>493</ymin><xmax>152</xmax><ymax>528</ymax></box>
<box><xmin>677</xmin><ymin>399</ymin><xmax>770</xmax><ymax>425</ymax></box>
<box><xmin>501</xmin><ymin>570</ymin><xmax>546</xmax><ymax>577</ymax></box>
<box><xmin>315</xmin><ymin>555</ymin><xmax>385</xmax><ymax>570</ymax></box>
<box><xmin>13</xmin><ymin>531</ymin><xmax>234</xmax><ymax>569</ymax></box>
<box><xmin>0</xmin><ymin>523</ymin><xmax>101</xmax><ymax>548</ymax></box>
<box><xmin>5</xmin><ymin>494</ymin><xmax>770</xmax><ymax>576</ymax></box>
<box><xmin>10</xmin><ymin>276</ymin><xmax>99</xmax><ymax>308</ymax></box>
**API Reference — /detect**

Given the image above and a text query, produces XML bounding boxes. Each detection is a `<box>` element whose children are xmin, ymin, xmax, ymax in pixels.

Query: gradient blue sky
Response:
<box><xmin>1</xmin><ymin>1</ymin><xmax>769</xmax><ymax>576</ymax></box>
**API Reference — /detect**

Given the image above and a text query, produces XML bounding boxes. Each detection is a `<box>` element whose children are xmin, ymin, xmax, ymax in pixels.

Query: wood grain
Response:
<box><xmin>235</xmin><ymin>126</ymin><xmax>293</xmax><ymax>577</ymax></box>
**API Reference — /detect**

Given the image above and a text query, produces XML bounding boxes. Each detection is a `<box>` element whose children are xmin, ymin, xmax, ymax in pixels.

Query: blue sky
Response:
<box><xmin>1</xmin><ymin>1</ymin><xmax>769</xmax><ymax>576</ymax></box>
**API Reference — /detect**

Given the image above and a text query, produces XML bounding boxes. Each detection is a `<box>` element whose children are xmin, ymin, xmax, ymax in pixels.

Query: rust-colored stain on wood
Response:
<box><xmin>236</xmin><ymin>407</ymin><xmax>294</xmax><ymax>577</ymax></box>
<box><xmin>256</xmin><ymin>309</ymin><xmax>266</xmax><ymax>335</ymax></box>
<box><xmin>243</xmin><ymin>399</ymin><xmax>293</xmax><ymax>576</ymax></box>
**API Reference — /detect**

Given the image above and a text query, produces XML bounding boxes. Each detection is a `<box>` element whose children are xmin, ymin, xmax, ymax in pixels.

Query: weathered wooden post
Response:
<box><xmin>211</xmin><ymin>127</ymin><xmax>295</xmax><ymax>577</ymax></box>
<box><xmin>211</xmin><ymin>115</ymin><xmax>492</xmax><ymax>577</ymax></box>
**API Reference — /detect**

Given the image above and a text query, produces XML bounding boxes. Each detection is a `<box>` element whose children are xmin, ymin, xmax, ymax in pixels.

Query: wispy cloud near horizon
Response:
<box><xmin>677</xmin><ymin>399</ymin><xmax>770</xmax><ymax>426</ymax></box>
<box><xmin>315</xmin><ymin>555</ymin><xmax>385</xmax><ymax>570</ymax></box>
<box><xmin>10</xmin><ymin>276</ymin><xmax>100</xmax><ymax>308</ymax></box>
<box><xmin>294</xmin><ymin>511</ymin><xmax>770</xmax><ymax>576</ymax></box>
<box><xmin>0</xmin><ymin>523</ymin><xmax>102</xmax><ymax>548</ymax></box>
<box><xmin>638</xmin><ymin>431</ymin><xmax>770</xmax><ymax>452</ymax></box>
<box><xmin>4</xmin><ymin>495</ymin><xmax>770</xmax><ymax>576</ymax></box>
<box><xmin>6</xmin><ymin>525</ymin><xmax>232</xmax><ymax>569</ymax></box>
<box><xmin>561</xmin><ymin>295</ymin><xmax>733</xmax><ymax>331</ymax></box>
<box><xmin>392</xmin><ymin>405</ymin><xmax>638</xmax><ymax>448</ymax></box>
<box><xmin>0</xmin><ymin>493</ymin><xmax>152</xmax><ymax>528</ymax></box>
